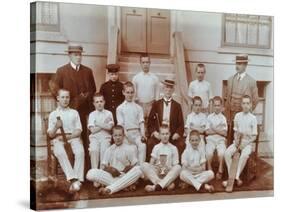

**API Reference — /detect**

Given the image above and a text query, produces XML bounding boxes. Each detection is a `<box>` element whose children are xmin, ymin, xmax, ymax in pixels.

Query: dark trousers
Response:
<box><xmin>78</xmin><ymin>110</ymin><xmax>90</xmax><ymax>177</ymax></box>
<box><xmin>146</xmin><ymin>136</ymin><xmax>186</xmax><ymax>162</ymax></box>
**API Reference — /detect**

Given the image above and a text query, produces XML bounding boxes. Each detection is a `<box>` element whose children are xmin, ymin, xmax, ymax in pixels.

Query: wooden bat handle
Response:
<box><xmin>56</xmin><ymin>116</ymin><xmax>68</xmax><ymax>143</ymax></box>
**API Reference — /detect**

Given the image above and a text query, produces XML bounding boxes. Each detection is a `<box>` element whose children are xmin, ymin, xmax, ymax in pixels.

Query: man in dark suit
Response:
<box><xmin>147</xmin><ymin>77</ymin><xmax>185</xmax><ymax>161</ymax></box>
<box><xmin>50</xmin><ymin>44</ymin><xmax>96</xmax><ymax>173</ymax></box>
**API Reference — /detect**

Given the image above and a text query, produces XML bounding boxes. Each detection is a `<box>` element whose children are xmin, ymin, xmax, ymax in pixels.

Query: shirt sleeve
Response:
<box><xmin>200</xmin><ymin>150</ymin><xmax>207</xmax><ymax>165</ymax></box>
<box><xmin>116</xmin><ymin>106</ymin><xmax>125</xmax><ymax>127</ymax></box>
<box><xmin>181</xmin><ymin>149</ymin><xmax>189</xmax><ymax>167</ymax></box>
<box><xmin>101</xmin><ymin>148</ymin><xmax>111</xmax><ymax>166</ymax></box>
<box><xmin>74</xmin><ymin>110</ymin><xmax>82</xmax><ymax>131</ymax></box>
<box><xmin>233</xmin><ymin>113</ymin><xmax>239</xmax><ymax>132</ymax></box>
<box><xmin>184</xmin><ymin>114</ymin><xmax>191</xmax><ymax>129</ymax></box>
<box><xmin>172</xmin><ymin>147</ymin><xmax>179</xmax><ymax>166</ymax></box>
<box><xmin>251</xmin><ymin>116</ymin><xmax>258</xmax><ymax>135</ymax></box>
<box><xmin>188</xmin><ymin>81</ymin><xmax>194</xmax><ymax>97</ymax></box>
<box><xmin>222</xmin><ymin>115</ymin><xmax>228</xmax><ymax>131</ymax></box>
<box><xmin>87</xmin><ymin>112</ymin><xmax>95</xmax><ymax>129</ymax></box>
<box><xmin>138</xmin><ymin>106</ymin><xmax>145</xmax><ymax>124</ymax></box>
<box><xmin>205</xmin><ymin>116</ymin><xmax>211</xmax><ymax>131</ymax></box>
<box><xmin>47</xmin><ymin>112</ymin><xmax>56</xmax><ymax>133</ymax></box>
<box><xmin>151</xmin><ymin>145</ymin><xmax>158</xmax><ymax>159</ymax></box>
<box><xmin>128</xmin><ymin>146</ymin><xmax>138</xmax><ymax>165</ymax></box>
<box><xmin>208</xmin><ymin>82</ymin><xmax>214</xmax><ymax>99</ymax></box>
<box><xmin>107</xmin><ymin>111</ymin><xmax>114</xmax><ymax>126</ymax></box>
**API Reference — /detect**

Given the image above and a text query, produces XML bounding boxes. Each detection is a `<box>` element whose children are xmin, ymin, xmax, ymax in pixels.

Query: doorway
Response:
<box><xmin>121</xmin><ymin>7</ymin><xmax>170</xmax><ymax>54</ymax></box>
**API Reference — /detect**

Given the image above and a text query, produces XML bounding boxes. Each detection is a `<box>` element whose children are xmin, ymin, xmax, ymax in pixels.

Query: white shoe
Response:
<box><xmin>144</xmin><ymin>185</ymin><xmax>155</xmax><ymax>192</ymax></box>
<box><xmin>71</xmin><ymin>181</ymin><xmax>81</xmax><ymax>191</ymax></box>
<box><xmin>93</xmin><ymin>182</ymin><xmax>101</xmax><ymax>188</ymax></box>
<box><xmin>222</xmin><ymin>180</ymin><xmax>227</xmax><ymax>188</ymax></box>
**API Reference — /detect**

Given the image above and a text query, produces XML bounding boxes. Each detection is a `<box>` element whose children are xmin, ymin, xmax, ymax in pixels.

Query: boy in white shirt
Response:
<box><xmin>205</xmin><ymin>96</ymin><xmax>228</xmax><ymax>180</ymax></box>
<box><xmin>188</xmin><ymin>64</ymin><xmax>213</xmax><ymax>113</ymax></box>
<box><xmin>132</xmin><ymin>54</ymin><xmax>159</xmax><ymax>120</ymax></box>
<box><xmin>86</xmin><ymin>125</ymin><xmax>143</xmax><ymax>195</ymax></box>
<box><xmin>185</xmin><ymin>96</ymin><xmax>207</xmax><ymax>151</ymax></box>
<box><xmin>88</xmin><ymin>93</ymin><xmax>114</xmax><ymax>169</ymax></box>
<box><xmin>180</xmin><ymin>130</ymin><xmax>215</xmax><ymax>192</ymax></box>
<box><xmin>141</xmin><ymin>124</ymin><xmax>181</xmax><ymax>192</ymax></box>
<box><xmin>223</xmin><ymin>95</ymin><xmax>258</xmax><ymax>188</ymax></box>
<box><xmin>47</xmin><ymin>89</ymin><xmax>85</xmax><ymax>192</ymax></box>
<box><xmin>116</xmin><ymin>81</ymin><xmax>146</xmax><ymax>164</ymax></box>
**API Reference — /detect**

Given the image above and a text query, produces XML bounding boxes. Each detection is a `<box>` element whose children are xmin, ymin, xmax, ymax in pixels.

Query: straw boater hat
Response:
<box><xmin>65</xmin><ymin>44</ymin><xmax>84</xmax><ymax>53</ymax></box>
<box><xmin>234</xmin><ymin>54</ymin><xmax>249</xmax><ymax>63</ymax></box>
<box><xmin>162</xmin><ymin>76</ymin><xmax>176</xmax><ymax>87</ymax></box>
<box><xmin>106</xmin><ymin>64</ymin><xmax>120</xmax><ymax>73</ymax></box>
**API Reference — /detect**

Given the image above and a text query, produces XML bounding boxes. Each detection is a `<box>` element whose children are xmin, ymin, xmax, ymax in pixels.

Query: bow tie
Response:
<box><xmin>163</xmin><ymin>99</ymin><xmax>171</xmax><ymax>106</ymax></box>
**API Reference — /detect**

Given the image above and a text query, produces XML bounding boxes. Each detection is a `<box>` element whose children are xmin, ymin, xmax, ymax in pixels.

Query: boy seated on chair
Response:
<box><xmin>116</xmin><ymin>81</ymin><xmax>146</xmax><ymax>164</ymax></box>
<box><xmin>185</xmin><ymin>96</ymin><xmax>207</xmax><ymax>152</ymax></box>
<box><xmin>141</xmin><ymin>124</ymin><xmax>181</xmax><ymax>192</ymax></box>
<box><xmin>180</xmin><ymin>130</ymin><xmax>215</xmax><ymax>193</ymax></box>
<box><xmin>86</xmin><ymin>125</ymin><xmax>143</xmax><ymax>195</ymax></box>
<box><xmin>88</xmin><ymin>93</ymin><xmax>114</xmax><ymax>170</ymax></box>
<box><xmin>47</xmin><ymin>89</ymin><xmax>85</xmax><ymax>192</ymax></box>
<box><xmin>223</xmin><ymin>95</ymin><xmax>258</xmax><ymax>188</ymax></box>
<box><xmin>205</xmin><ymin>96</ymin><xmax>228</xmax><ymax>180</ymax></box>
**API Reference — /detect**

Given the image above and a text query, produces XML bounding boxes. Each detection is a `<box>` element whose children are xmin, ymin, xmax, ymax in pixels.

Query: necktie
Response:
<box><xmin>237</xmin><ymin>74</ymin><xmax>241</xmax><ymax>81</ymax></box>
<box><xmin>164</xmin><ymin>99</ymin><xmax>171</xmax><ymax>106</ymax></box>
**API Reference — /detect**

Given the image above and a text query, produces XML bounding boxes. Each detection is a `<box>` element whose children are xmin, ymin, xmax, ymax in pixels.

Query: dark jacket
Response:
<box><xmin>147</xmin><ymin>99</ymin><xmax>184</xmax><ymax>137</ymax></box>
<box><xmin>51</xmin><ymin>63</ymin><xmax>96</xmax><ymax>113</ymax></box>
<box><xmin>100</xmin><ymin>80</ymin><xmax>124</xmax><ymax>123</ymax></box>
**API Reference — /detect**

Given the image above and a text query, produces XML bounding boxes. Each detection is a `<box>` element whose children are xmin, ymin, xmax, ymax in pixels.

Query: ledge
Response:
<box><xmin>217</xmin><ymin>46</ymin><xmax>273</xmax><ymax>57</ymax></box>
<box><xmin>30</xmin><ymin>31</ymin><xmax>68</xmax><ymax>43</ymax></box>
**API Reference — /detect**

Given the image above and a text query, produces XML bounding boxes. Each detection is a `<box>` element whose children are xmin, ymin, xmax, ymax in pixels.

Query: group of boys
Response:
<box><xmin>48</xmin><ymin>53</ymin><xmax>258</xmax><ymax>195</ymax></box>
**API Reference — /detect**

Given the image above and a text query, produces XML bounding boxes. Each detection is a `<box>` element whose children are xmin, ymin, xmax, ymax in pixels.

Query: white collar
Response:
<box><xmin>57</xmin><ymin>105</ymin><xmax>69</xmax><ymax>111</ymax></box>
<box><xmin>163</xmin><ymin>97</ymin><xmax>172</xmax><ymax>102</ymax></box>
<box><xmin>237</xmin><ymin>72</ymin><xmax>246</xmax><ymax>80</ymax></box>
<box><xmin>70</xmin><ymin>61</ymin><xmax>80</xmax><ymax>71</ymax></box>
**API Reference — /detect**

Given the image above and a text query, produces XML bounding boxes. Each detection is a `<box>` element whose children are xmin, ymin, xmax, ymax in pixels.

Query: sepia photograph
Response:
<box><xmin>30</xmin><ymin>1</ymin><xmax>274</xmax><ymax>210</ymax></box>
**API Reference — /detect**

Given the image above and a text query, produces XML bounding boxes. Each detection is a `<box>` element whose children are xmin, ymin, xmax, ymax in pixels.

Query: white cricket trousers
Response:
<box><xmin>141</xmin><ymin>162</ymin><xmax>181</xmax><ymax>189</ymax></box>
<box><xmin>224</xmin><ymin>143</ymin><xmax>253</xmax><ymax>179</ymax></box>
<box><xmin>126</xmin><ymin>129</ymin><xmax>146</xmax><ymax>164</ymax></box>
<box><xmin>86</xmin><ymin>166</ymin><xmax>143</xmax><ymax>194</ymax></box>
<box><xmin>52</xmin><ymin>138</ymin><xmax>85</xmax><ymax>182</ymax></box>
<box><xmin>180</xmin><ymin>169</ymin><xmax>214</xmax><ymax>191</ymax></box>
<box><xmin>88</xmin><ymin>134</ymin><xmax>111</xmax><ymax>169</ymax></box>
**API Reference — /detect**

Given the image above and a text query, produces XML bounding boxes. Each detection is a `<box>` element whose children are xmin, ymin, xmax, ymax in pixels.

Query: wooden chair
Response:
<box><xmin>43</xmin><ymin>117</ymin><xmax>74</xmax><ymax>186</ymax></box>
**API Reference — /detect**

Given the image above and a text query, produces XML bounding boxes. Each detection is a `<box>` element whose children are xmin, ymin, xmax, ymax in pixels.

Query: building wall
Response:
<box><xmin>179</xmin><ymin>11</ymin><xmax>273</xmax><ymax>156</ymax></box>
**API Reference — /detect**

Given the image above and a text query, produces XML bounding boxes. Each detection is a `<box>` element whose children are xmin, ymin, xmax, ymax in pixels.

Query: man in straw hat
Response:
<box><xmin>147</xmin><ymin>76</ymin><xmax>185</xmax><ymax>161</ymax></box>
<box><xmin>50</xmin><ymin>44</ymin><xmax>96</xmax><ymax>173</ymax></box>
<box><xmin>225</xmin><ymin>54</ymin><xmax>258</xmax><ymax>144</ymax></box>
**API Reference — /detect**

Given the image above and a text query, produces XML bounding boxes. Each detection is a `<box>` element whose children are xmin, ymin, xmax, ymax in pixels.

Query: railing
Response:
<box><xmin>173</xmin><ymin>32</ymin><xmax>192</xmax><ymax>117</ymax></box>
<box><xmin>107</xmin><ymin>25</ymin><xmax>119</xmax><ymax>65</ymax></box>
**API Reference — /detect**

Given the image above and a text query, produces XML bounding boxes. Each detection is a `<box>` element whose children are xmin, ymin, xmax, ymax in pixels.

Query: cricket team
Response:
<box><xmin>47</xmin><ymin>44</ymin><xmax>259</xmax><ymax>195</ymax></box>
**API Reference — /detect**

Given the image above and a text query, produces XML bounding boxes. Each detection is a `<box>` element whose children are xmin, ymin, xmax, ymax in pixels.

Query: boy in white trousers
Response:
<box><xmin>116</xmin><ymin>81</ymin><xmax>146</xmax><ymax>164</ymax></box>
<box><xmin>141</xmin><ymin>124</ymin><xmax>181</xmax><ymax>192</ymax></box>
<box><xmin>205</xmin><ymin>96</ymin><xmax>228</xmax><ymax>180</ymax></box>
<box><xmin>47</xmin><ymin>89</ymin><xmax>85</xmax><ymax>192</ymax></box>
<box><xmin>188</xmin><ymin>63</ymin><xmax>213</xmax><ymax>113</ymax></box>
<box><xmin>185</xmin><ymin>96</ymin><xmax>207</xmax><ymax>151</ymax></box>
<box><xmin>223</xmin><ymin>95</ymin><xmax>258</xmax><ymax>188</ymax></box>
<box><xmin>180</xmin><ymin>130</ymin><xmax>215</xmax><ymax>192</ymax></box>
<box><xmin>88</xmin><ymin>93</ymin><xmax>114</xmax><ymax>169</ymax></box>
<box><xmin>86</xmin><ymin>125</ymin><xmax>143</xmax><ymax>195</ymax></box>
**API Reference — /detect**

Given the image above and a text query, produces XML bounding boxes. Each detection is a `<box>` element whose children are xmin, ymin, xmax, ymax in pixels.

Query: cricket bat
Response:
<box><xmin>56</xmin><ymin>116</ymin><xmax>73</xmax><ymax>160</ymax></box>
<box><xmin>225</xmin><ymin>134</ymin><xmax>242</xmax><ymax>193</ymax></box>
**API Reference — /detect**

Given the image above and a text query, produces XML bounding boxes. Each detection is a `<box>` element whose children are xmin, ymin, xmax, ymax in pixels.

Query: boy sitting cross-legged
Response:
<box><xmin>180</xmin><ymin>130</ymin><xmax>215</xmax><ymax>193</ymax></box>
<box><xmin>141</xmin><ymin>124</ymin><xmax>181</xmax><ymax>192</ymax></box>
<box><xmin>86</xmin><ymin>125</ymin><xmax>143</xmax><ymax>195</ymax></box>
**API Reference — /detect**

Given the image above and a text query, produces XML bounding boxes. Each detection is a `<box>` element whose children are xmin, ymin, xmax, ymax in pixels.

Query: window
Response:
<box><xmin>222</xmin><ymin>14</ymin><xmax>272</xmax><ymax>49</ymax></box>
<box><xmin>30</xmin><ymin>2</ymin><xmax>60</xmax><ymax>32</ymax></box>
